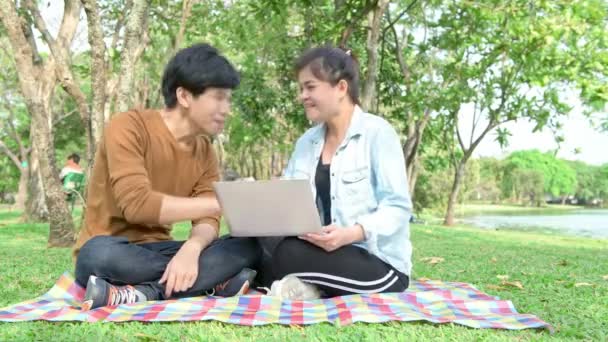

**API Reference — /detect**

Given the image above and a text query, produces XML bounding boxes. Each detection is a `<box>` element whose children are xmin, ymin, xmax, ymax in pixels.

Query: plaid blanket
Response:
<box><xmin>0</xmin><ymin>272</ymin><xmax>551</xmax><ymax>331</ymax></box>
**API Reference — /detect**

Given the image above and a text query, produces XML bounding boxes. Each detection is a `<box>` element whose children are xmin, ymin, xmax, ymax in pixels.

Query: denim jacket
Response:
<box><xmin>283</xmin><ymin>106</ymin><xmax>413</xmax><ymax>275</ymax></box>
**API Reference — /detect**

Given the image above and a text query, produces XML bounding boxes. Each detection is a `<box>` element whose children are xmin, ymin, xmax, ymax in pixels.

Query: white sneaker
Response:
<box><xmin>267</xmin><ymin>276</ymin><xmax>321</xmax><ymax>300</ymax></box>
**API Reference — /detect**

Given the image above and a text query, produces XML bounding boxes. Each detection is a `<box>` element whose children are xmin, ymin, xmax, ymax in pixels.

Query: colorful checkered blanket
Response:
<box><xmin>0</xmin><ymin>272</ymin><xmax>551</xmax><ymax>331</ymax></box>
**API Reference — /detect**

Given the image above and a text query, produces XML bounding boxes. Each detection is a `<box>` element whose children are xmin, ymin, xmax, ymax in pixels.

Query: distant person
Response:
<box><xmin>59</xmin><ymin>153</ymin><xmax>83</xmax><ymax>182</ymax></box>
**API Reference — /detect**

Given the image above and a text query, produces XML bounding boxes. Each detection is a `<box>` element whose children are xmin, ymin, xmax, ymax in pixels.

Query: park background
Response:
<box><xmin>0</xmin><ymin>0</ymin><xmax>606</xmax><ymax>340</ymax></box>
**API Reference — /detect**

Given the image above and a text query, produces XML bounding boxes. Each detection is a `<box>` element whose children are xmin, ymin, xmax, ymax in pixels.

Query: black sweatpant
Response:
<box><xmin>271</xmin><ymin>237</ymin><xmax>409</xmax><ymax>297</ymax></box>
<box><xmin>75</xmin><ymin>235</ymin><xmax>260</xmax><ymax>300</ymax></box>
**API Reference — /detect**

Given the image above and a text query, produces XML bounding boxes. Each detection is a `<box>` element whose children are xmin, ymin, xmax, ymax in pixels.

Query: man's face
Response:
<box><xmin>187</xmin><ymin>88</ymin><xmax>232</xmax><ymax>136</ymax></box>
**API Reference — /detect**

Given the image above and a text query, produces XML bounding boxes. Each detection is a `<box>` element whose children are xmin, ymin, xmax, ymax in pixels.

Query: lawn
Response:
<box><xmin>0</xmin><ymin>214</ymin><xmax>606</xmax><ymax>341</ymax></box>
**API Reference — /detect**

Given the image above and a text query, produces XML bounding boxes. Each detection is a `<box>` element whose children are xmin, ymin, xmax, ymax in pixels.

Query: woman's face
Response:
<box><xmin>297</xmin><ymin>66</ymin><xmax>344</xmax><ymax>123</ymax></box>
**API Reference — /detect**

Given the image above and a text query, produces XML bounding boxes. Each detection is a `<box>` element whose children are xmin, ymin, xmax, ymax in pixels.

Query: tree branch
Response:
<box><xmin>444</xmin><ymin>120</ymin><xmax>458</xmax><ymax>168</ymax></box>
<box><xmin>382</xmin><ymin>0</ymin><xmax>418</xmax><ymax>35</ymax></box>
<box><xmin>454</xmin><ymin>112</ymin><xmax>466</xmax><ymax>152</ymax></box>
<box><xmin>0</xmin><ymin>139</ymin><xmax>22</xmax><ymax>169</ymax></box>
<box><xmin>361</xmin><ymin>0</ymin><xmax>389</xmax><ymax>110</ymax></box>
<box><xmin>115</xmin><ymin>0</ymin><xmax>150</xmax><ymax>112</ymax></box>
<box><xmin>29</xmin><ymin>0</ymin><xmax>86</xmax><ymax>125</ymax></box>
<box><xmin>467</xmin><ymin>119</ymin><xmax>497</xmax><ymax>160</ymax></box>
<box><xmin>81</xmin><ymin>0</ymin><xmax>109</xmax><ymax>146</ymax></box>
<box><xmin>15</xmin><ymin>1</ymin><xmax>43</xmax><ymax>65</ymax></box>
<box><xmin>388</xmin><ymin>10</ymin><xmax>410</xmax><ymax>82</ymax></box>
<box><xmin>24</xmin><ymin>0</ymin><xmax>80</xmax><ymax>57</ymax></box>
<box><xmin>55</xmin><ymin>0</ymin><xmax>82</xmax><ymax>51</ymax></box>
<box><xmin>110</xmin><ymin>0</ymin><xmax>132</xmax><ymax>53</ymax></box>
<box><xmin>52</xmin><ymin>108</ymin><xmax>78</xmax><ymax>126</ymax></box>
<box><xmin>470</xmin><ymin>101</ymin><xmax>477</xmax><ymax>147</ymax></box>
<box><xmin>0</xmin><ymin>0</ymin><xmax>43</xmax><ymax>101</ymax></box>
<box><xmin>0</xmin><ymin>95</ymin><xmax>26</xmax><ymax>155</ymax></box>
<box><xmin>23</xmin><ymin>0</ymin><xmax>56</xmax><ymax>50</ymax></box>
<box><xmin>0</xmin><ymin>1</ymin><xmax>36</xmax><ymax>73</ymax></box>
<box><xmin>174</xmin><ymin>0</ymin><xmax>197</xmax><ymax>51</ymax></box>
<box><xmin>337</xmin><ymin>0</ymin><xmax>378</xmax><ymax>47</ymax></box>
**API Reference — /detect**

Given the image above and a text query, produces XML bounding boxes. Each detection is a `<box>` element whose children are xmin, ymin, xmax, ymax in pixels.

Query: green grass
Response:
<box><xmin>1</xmin><ymin>218</ymin><xmax>607</xmax><ymax>341</ymax></box>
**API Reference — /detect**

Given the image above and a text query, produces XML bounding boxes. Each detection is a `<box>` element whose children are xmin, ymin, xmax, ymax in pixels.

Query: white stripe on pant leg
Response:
<box><xmin>287</xmin><ymin>270</ymin><xmax>395</xmax><ymax>287</ymax></box>
<box><xmin>303</xmin><ymin>276</ymin><xmax>400</xmax><ymax>294</ymax></box>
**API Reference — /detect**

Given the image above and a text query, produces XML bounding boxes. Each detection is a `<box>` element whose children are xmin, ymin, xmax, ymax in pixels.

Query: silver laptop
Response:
<box><xmin>213</xmin><ymin>179</ymin><xmax>323</xmax><ymax>237</ymax></box>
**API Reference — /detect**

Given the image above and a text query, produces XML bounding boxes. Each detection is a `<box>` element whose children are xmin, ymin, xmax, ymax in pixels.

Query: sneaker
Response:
<box><xmin>81</xmin><ymin>276</ymin><xmax>148</xmax><ymax>311</ymax></box>
<box><xmin>268</xmin><ymin>276</ymin><xmax>321</xmax><ymax>301</ymax></box>
<box><xmin>209</xmin><ymin>268</ymin><xmax>257</xmax><ymax>297</ymax></box>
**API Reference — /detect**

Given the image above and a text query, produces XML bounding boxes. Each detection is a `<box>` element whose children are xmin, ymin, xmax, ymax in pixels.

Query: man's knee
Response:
<box><xmin>227</xmin><ymin>237</ymin><xmax>262</xmax><ymax>260</ymax></box>
<box><xmin>203</xmin><ymin>237</ymin><xmax>261</xmax><ymax>267</ymax></box>
<box><xmin>75</xmin><ymin>236</ymin><xmax>128</xmax><ymax>285</ymax></box>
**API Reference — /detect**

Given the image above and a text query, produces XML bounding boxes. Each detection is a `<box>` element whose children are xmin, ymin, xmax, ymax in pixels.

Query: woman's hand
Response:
<box><xmin>299</xmin><ymin>224</ymin><xmax>365</xmax><ymax>252</ymax></box>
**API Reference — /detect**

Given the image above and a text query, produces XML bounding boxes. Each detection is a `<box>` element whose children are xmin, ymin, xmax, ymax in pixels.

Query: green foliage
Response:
<box><xmin>2</xmin><ymin>0</ymin><xmax>607</xmax><ymax>210</ymax></box>
<box><xmin>413</xmin><ymin>143</ymin><xmax>453</xmax><ymax>212</ymax></box>
<box><xmin>567</xmin><ymin>160</ymin><xmax>607</xmax><ymax>202</ymax></box>
<box><xmin>462</xmin><ymin>157</ymin><xmax>503</xmax><ymax>203</ymax></box>
<box><xmin>502</xmin><ymin>150</ymin><xmax>577</xmax><ymax>200</ymax></box>
<box><xmin>0</xmin><ymin>157</ymin><xmax>19</xmax><ymax>200</ymax></box>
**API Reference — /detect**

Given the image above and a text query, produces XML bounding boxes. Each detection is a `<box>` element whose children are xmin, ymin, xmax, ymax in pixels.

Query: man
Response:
<box><xmin>59</xmin><ymin>153</ymin><xmax>83</xmax><ymax>182</ymax></box>
<box><xmin>74</xmin><ymin>43</ymin><xmax>260</xmax><ymax>311</ymax></box>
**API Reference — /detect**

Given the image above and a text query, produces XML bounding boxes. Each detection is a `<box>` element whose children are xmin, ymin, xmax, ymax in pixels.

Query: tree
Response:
<box><xmin>380</xmin><ymin>0</ymin><xmax>441</xmax><ymax>196</ymax></box>
<box><xmin>502</xmin><ymin>150</ymin><xmax>576</xmax><ymax>205</ymax></box>
<box><xmin>0</xmin><ymin>94</ymin><xmax>30</xmax><ymax>211</ymax></box>
<box><xmin>435</xmin><ymin>0</ymin><xmax>606</xmax><ymax>225</ymax></box>
<box><xmin>472</xmin><ymin>157</ymin><xmax>503</xmax><ymax>203</ymax></box>
<box><xmin>113</xmin><ymin>0</ymin><xmax>150</xmax><ymax>112</ymax></box>
<box><xmin>569</xmin><ymin>161</ymin><xmax>598</xmax><ymax>204</ymax></box>
<box><xmin>0</xmin><ymin>156</ymin><xmax>19</xmax><ymax>203</ymax></box>
<box><xmin>511</xmin><ymin>169</ymin><xmax>545</xmax><ymax>206</ymax></box>
<box><xmin>360</xmin><ymin>0</ymin><xmax>390</xmax><ymax>111</ymax></box>
<box><xmin>0</xmin><ymin>0</ymin><xmax>84</xmax><ymax>246</ymax></box>
<box><xmin>0</xmin><ymin>48</ymin><xmax>31</xmax><ymax>211</ymax></box>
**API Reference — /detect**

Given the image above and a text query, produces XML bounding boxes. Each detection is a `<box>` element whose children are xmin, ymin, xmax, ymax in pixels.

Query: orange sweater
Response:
<box><xmin>73</xmin><ymin>109</ymin><xmax>220</xmax><ymax>259</ymax></box>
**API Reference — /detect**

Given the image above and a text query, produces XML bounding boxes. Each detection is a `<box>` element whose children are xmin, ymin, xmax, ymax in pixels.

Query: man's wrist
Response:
<box><xmin>183</xmin><ymin>238</ymin><xmax>206</xmax><ymax>253</ymax></box>
<box><xmin>187</xmin><ymin>223</ymin><xmax>218</xmax><ymax>251</ymax></box>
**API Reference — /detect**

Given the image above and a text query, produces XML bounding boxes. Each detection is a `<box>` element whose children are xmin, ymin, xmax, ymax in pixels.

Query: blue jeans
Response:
<box><xmin>75</xmin><ymin>235</ymin><xmax>260</xmax><ymax>300</ymax></box>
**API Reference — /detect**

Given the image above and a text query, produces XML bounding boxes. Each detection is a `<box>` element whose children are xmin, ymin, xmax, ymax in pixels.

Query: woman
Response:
<box><xmin>269</xmin><ymin>46</ymin><xmax>413</xmax><ymax>299</ymax></box>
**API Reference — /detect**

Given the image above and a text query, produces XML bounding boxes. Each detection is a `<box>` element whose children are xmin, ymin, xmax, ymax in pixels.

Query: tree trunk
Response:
<box><xmin>115</xmin><ymin>0</ymin><xmax>150</xmax><ymax>112</ymax></box>
<box><xmin>24</xmin><ymin>141</ymin><xmax>48</xmax><ymax>222</ymax></box>
<box><xmin>24</xmin><ymin>168</ymin><xmax>48</xmax><ymax>221</ymax></box>
<box><xmin>1</xmin><ymin>0</ymin><xmax>77</xmax><ymax>245</ymax></box>
<box><xmin>81</xmin><ymin>0</ymin><xmax>108</xmax><ymax>149</ymax></box>
<box><xmin>444</xmin><ymin>160</ymin><xmax>467</xmax><ymax>226</ymax></box>
<box><xmin>402</xmin><ymin>110</ymin><xmax>431</xmax><ymax>197</ymax></box>
<box><xmin>408</xmin><ymin>158</ymin><xmax>420</xmax><ymax>196</ymax></box>
<box><xmin>14</xmin><ymin>168</ymin><xmax>28</xmax><ymax>212</ymax></box>
<box><xmin>31</xmin><ymin>105</ymin><xmax>75</xmax><ymax>246</ymax></box>
<box><xmin>360</xmin><ymin>0</ymin><xmax>389</xmax><ymax>111</ymax></box>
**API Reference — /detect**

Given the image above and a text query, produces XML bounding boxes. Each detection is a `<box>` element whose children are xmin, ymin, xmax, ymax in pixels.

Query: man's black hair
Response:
<box><xmin>161</xmin><ymin>43</ymin><xmax>240</xmax><ymax>108</ymax></box>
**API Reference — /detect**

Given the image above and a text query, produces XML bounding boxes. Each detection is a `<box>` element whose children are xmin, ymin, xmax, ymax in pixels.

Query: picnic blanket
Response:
<box><xmin>0</xmin><ymin>272</ymin><xmax>552</xmax><ymax>331</ymax></box>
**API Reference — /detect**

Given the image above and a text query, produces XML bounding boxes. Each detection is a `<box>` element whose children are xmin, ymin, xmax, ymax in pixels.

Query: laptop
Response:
<box><xmin>213</xmin><ymin>179</ymin><xmax>323</xmax><ymax>237</ymax></box>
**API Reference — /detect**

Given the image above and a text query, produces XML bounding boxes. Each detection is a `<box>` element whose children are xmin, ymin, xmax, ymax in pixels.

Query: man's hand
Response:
<box><xmin>159</xmin><ymin>240</ymin><xmax>202</xmax><ymax>298</ymax></box>
<box><xmin>159</xmin><ymin>223</ymin><xmax>217</xmax><ymax>298</ymax></box>
<box><xmin>299</xmin><ymin>224</ymin><xmax>365</xmax><ymax>252</ymax></box>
